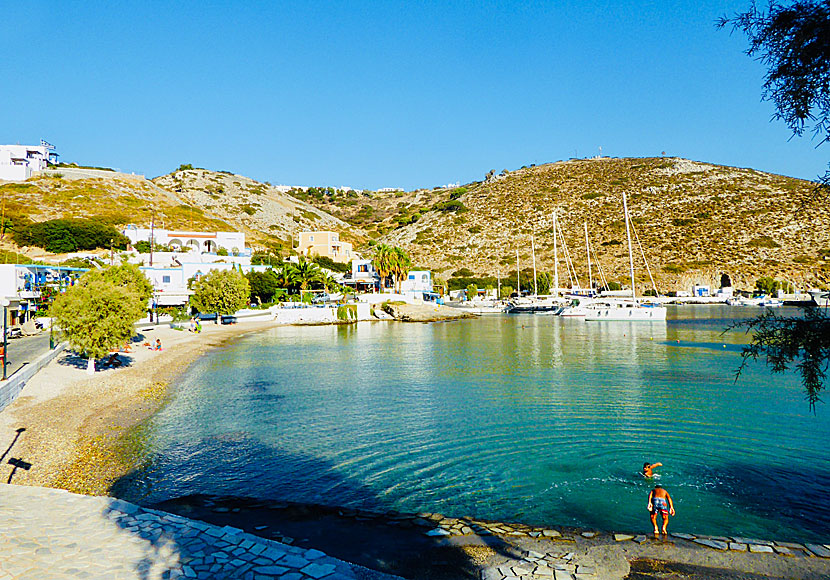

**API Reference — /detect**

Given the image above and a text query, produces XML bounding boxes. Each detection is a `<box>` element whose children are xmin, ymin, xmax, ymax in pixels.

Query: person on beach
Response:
<box><xmin>647</xmin><ymin>484</ymin><xmax>675</xmax><ymax>536</ymax></box>
<box><xmin>154</xmin><ymin>339</ymin><xmax>162</xmax><ymax>351</ymax></box>
<box><xmin>643</xmin><ymin>461</ymin><xmax>662</xmax><ymax>478</ymax></box>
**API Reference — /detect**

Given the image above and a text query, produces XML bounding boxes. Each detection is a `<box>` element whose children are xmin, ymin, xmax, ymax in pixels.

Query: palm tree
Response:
<box><xmin>390</xmin><ymin>246</ymin><xmax>411</xmax><ymax>293</ymax></box>
<box><xmin>288</xmin><ymin>259</ymin><xmax>322</xmax><ymax>292</ymax></box>
<box><xmin>372</xmin><ymin>244</ymin><xmax>394</xmax><ymax>291</ymax></box>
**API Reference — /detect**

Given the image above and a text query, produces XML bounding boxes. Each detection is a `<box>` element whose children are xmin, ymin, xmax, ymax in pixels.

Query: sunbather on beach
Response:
<box><xmin>643</xmin><ymin>461</ymin><xmax>662</xmax><ymax>477</ymax></box>
<box><xmin>647</xmin><ymin>484</ymin><xmax>675</xmax><ymax>535</ymax></box>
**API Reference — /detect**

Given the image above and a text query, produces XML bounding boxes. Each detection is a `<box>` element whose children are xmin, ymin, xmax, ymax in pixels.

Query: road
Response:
<box><xmin>4</xmin><ymin>332</ymin><xmax>53</xmax><ymax>377</ymax></box>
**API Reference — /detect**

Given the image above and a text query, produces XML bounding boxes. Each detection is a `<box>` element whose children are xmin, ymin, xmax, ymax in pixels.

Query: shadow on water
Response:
<box><xmin>107</xmin><ymin>434</ymin><xmax>524</xmax><ymax>579</ymax></box>
<box><xmin>686</xmin><ymin>461</ymin><xmax>830</xmax><ymax>542</ymax></box>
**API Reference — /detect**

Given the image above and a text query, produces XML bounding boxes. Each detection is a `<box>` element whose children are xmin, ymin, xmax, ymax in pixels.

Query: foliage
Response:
<box><xmin>134</xmin><ymin>240</ymin><xmax>170</xmax><ymax>254</ymax></box>
<box><xmin>337</xmin><ymin>304</ymin><xmax>357</xmax><ymax>321</ymax></box>
<box><xmin>500</xmin><ymin>285</ymin><xmax>513</xmax><ymax>299</ymax></box>
<box><xmin>286</xmin><ymin>258</ymin><xmax>322</xmax><ymax>291</ymax></box>
<box><xmin>246</xmin><ymin>270</ymin><xmax>280</xmax><ymax>303</ymax></box>
<box><xmin>432</xmin><ymin>200</ymin><xmax>468</xmax><ymax>213</ymax></box>
<box><xmin>465</xmin><ymin>283</ymin><xmax>478</xmax><ymax>300</ymax></box>
<box><xmin>606</xmin><ymin>281</ymin><xmax>623</xmax><ymax>291</ymax></box>
<box><xmin>51</xmin><ymin>264</ymin><xmax>152</xmax><ymax>362</ymax></box>
<box><xmin>720</xmin><ymin>0</ymin><xmax>830</xmax><ymax>194</ymax></box>
<box><xmin>177</xmin><ymin>164</ymin><xmax>194</xmax><ymax>171</ymax></box>
<box><xmin>216</xmin><ymin>247</ymin><xmax>229</xmax><ymax>256</ymax></box>
<box><xmin>251</xmin><ymin>251</ymin><xmax>281</xmax><ymax>266</ymax></box>
<box><xmin>755</xmin><ymin>276</ymin><xmax>780</xmax><ymax>295</ymax></box>
<box><xmin>449</xmin><ymin>187</ymin><xmax>468</xmax><ymax>200</ymax></box>
<box><xmin>536</xmin><ymin>272</ymin><xmax>553</xmax><ymax>295</ymax></box>
<box><xmin>190</xmin><ymin>268</ymin><xmax>250</xmax><ymax>315</ymax></box>
<box><xmin>14</xmin><ymin>219</ymin><xmax>130</xmax><ymax>253</ymax></box>
<box><xmin>313</xmin><ymin>255</ymin><xmax>351</xmax><ymax>273</ymax></box>
<box><xmin>733</xmin><ymin>308</ymin><xmax>830</xmax><ymax>410</ymax></box>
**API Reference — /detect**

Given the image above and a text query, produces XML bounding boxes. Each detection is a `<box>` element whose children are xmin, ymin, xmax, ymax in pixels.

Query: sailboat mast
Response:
<box><xmin>584</xmin><ymin>221</ymin><xmax>591</xmax><ymax>293</ymax></box>
<box><xmin>553</xmin><ymin>211</ymin><xmax>559</xmax><ymax>295</ymax></box>
<box><xmin>622</xmin><ymin>192</ymin><xmax>636</xmax><ymax>300</ymax></box>
<box><xmin>497</xmin><ymin>270</ymin><xmax>501</xmax><ymax>300</ymax></box>
<box><xmin>531</xmin><ymin>236</ymin><xmax>538</xmax><ymax>296</ymax></box>
<box><xmin>516</xmin><ymin>248</ymin><xmax>521</xmax><ymax>296</ymax></box>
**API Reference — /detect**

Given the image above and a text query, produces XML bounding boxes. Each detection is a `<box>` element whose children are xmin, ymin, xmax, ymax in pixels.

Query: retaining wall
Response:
<box><xmin>0</xmin><ymin>342</ymin><xmax>67</xmax><ymax>412</ymax></box>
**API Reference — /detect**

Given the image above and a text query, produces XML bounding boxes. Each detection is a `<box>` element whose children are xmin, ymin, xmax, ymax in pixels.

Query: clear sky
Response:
<box><xmin>2</xmin><ymin>1</ymin><xmax>827</xmax><ymax>190</ymax></box>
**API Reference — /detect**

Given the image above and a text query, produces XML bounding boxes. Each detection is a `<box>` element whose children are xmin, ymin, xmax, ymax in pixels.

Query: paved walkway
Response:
<box><xmin>0</xmin><ymin>484</ymin><xmax>402</xmax><ymax>580</ymax></box>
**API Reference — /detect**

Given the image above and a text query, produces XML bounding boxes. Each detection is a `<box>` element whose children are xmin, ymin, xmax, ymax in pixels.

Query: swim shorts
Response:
<box><xmin>652</xmin><ymin>496</ymin><xmax>669</xmax><ymax>516</ymax></box>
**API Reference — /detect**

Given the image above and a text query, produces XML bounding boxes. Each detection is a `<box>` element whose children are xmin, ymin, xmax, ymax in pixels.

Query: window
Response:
<box><xmin>309</xmin><ymin>235</ymin><xmax>314</xmax><ymax>242</ymax></box>
<box><xmin>408</xmin><ymin>274</ymin><xmax>415</xmax><ymax>280</ymax></box>
<box><xmin>162</xmin><ymin>276</ymin><xmax>171</xmax><ymax>283</ymax></box>
<box><xmin>358</xmin><ymin>264</ymin><xmax>368</xmax><ymax>273</ymax></box>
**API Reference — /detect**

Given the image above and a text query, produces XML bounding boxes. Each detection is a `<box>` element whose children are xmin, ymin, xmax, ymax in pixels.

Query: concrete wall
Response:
<box><xmin>0</xmin><ymin>342</ymin><xmax>66</xmax><ymax>412</ymax></box>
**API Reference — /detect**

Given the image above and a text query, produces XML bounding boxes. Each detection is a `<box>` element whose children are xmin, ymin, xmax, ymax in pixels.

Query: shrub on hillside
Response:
<box><xmin>313</xmin><ymin>256</ymin><xmax>351</xmax><ymax>273</ymax></box>
<box><xmin>14</xmin><ymin>219</ymin><xmax>130</xmax><ymax>253</ymax></box>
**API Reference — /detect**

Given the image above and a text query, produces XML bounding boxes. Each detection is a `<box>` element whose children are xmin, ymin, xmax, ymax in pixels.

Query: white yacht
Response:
<box><xmin>809</xmin><ymin>289</ymin><xmax>830</xmax><ymax>308</ymax></box>
<box><xmin>584</xmin><ymin>192</ymin><xmax>667</xmax><ymax>322</ymax></box>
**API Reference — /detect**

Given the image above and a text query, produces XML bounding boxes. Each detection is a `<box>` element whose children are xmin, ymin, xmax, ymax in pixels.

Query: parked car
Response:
<box><xmin>220</xmin><ymin>315</ymin><xmax>237</xmax><ymax>325</ymax></box>
<box><xmin>196</xmin><ymin>313</ymin><xmax>218</xmax><ymax>322</ymax></box>
<box><xmin>5</xmin><ymin>327</ymin><xmax>22</xmax><ymax>339</ymax></box>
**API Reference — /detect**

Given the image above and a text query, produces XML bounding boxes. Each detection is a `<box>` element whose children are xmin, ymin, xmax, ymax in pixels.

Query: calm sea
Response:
<box><xmin>116</xmin><ymin>306</ymin><xmax>830</xmax><ymax>543</ymax></box>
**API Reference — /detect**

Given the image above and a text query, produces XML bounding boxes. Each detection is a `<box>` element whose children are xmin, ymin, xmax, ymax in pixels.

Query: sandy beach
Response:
<box><xmin>0</xmin><ymin>318</ymin><xmax>828</xmax><ymax>579</ymax></box>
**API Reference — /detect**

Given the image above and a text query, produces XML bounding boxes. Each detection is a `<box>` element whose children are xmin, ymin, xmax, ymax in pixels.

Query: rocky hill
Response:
<box><xmin>0</xmin><ymin>168</ymin><xmax>362</xmax><ymax>258</ymax></box>
<box><xmin>340</xmin><ymin>157</ymin><xmax>828</xmax><ymax>292</ymax></box>
<box><xmin>2</xmin><ymin>157</ymin><xmax>827</xmax><ymax>292</ymax></box>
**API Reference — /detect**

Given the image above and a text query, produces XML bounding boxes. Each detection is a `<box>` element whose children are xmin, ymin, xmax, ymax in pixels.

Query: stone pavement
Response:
<box><xmin>0</xmin><ymin>484</ymin><xmax>402</xmax><ymax>580</ymax></box>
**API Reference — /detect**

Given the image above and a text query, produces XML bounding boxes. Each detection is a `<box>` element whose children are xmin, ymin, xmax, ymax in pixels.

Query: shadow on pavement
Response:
<box><xmin>107</xmin><ymin>434</ymin><xmax>502</xmax><ymax>579</ymax></box>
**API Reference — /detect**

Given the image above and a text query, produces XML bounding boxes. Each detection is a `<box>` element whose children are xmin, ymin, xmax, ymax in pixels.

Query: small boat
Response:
<box><xmin>449</xmin><ymin>299</ymin><xmax>513</xmax><ymax>314</ymax></box>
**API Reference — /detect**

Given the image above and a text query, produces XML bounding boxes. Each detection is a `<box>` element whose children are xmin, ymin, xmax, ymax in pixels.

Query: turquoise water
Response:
<box><xmin>118</xmin><ymin>306</ymin><xmax>830</xmax><ymax>543</ymax></box>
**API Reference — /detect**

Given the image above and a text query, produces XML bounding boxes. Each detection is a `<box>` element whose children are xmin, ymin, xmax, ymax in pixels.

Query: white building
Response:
<box><xmin>123</xmin><ymin>226</ymin><xmax>248</xmax><ymax>256</ymax></box>
<box><xmin>400</xmin><ymin>270</ymin><xmax>432</xmax><ymax>293</ymax></box>
<box><xmin>0</xmin><ymin>263</ymin><xmax>86</xmax><ymax>325</ymax></box>
<box><xmin>0</xmin><ymin>142</ymin><xmax>58</xmax><ymax>181</ymax></box>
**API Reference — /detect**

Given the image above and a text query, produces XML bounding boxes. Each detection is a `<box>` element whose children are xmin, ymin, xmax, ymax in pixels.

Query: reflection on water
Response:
<box><xmin>118</xmin><ymin>306</ymin><xmax>830</xmax><ymax>543</ymax></box>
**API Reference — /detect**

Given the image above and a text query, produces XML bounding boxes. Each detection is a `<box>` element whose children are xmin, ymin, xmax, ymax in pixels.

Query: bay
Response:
<box><xmin>116</xmin><ymin>305</ymin><xmax>830</xmax><ymax>543</ymax></box>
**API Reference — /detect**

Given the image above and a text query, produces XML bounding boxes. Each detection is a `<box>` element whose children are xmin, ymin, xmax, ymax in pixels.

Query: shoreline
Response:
<box><xmin>1</xmin><ymin>318</ymin><xmax>828</xmax><ymax>579</ymax></box>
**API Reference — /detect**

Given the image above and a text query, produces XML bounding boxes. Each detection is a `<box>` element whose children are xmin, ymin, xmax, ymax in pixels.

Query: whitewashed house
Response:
<box><xmin>123</xmin><ymin>226</ymin><xmax>248</xmax><ymax>256</ymax></box>
<box><xmin>0</xmin><ymin>142</ymin><xmax>58</xmax><ymax>181</ymax></box>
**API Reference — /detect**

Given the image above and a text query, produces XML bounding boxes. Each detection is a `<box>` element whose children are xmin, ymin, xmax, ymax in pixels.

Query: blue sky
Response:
<box><xmin>2</xmin><ymin>1</ymin><xmax>827</xmax><ymax>190</ymax></box>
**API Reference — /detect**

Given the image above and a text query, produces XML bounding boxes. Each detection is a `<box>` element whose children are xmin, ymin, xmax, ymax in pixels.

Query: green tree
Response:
<box><xmin>246</xmin><ymin>270</ymin><xmax>279</xmax><ymax>303</ymax></box>
<box><xmin>190</xmin><ymin>268</ymin><xmax>250</xmax><ymax>315</ymax></box>
<box><xmin>390</xmin><ymin>247</ymin><xmax>412</xmax><ymax>292</ymax></box>
<box><xmin>465</xmin><ymin>283</ymin><xmax>478</xmax><ymax>301</ymax></box>
<box><xmin>723</xmin><ymin>0</ymin><xmax>830</xmax><ymax>408</ymax></box>
<box><xmin>537</xmin><ymin>272</ymin><xmax>553</xmax><ymax>295</ymax></box>
<box><xmin>500</xmin><ymin>285</ymin><xmax>514</xmax><ymax>299</ymax></box>
<box><xmin>755</xmin><ymin>276</ymin><xmax>780</xmax><ymax>295</ymax></box>
<box><xmin>372</xmin><ymin>244</ymin><xmax>394</xmax><ymax>291</ymax></box>
<box><xmin>51</xmin><ymin>264</ymin><xmax>152</xmax><ymax>374</ymax></box>
<box><xmin>286</xmin><ymin>259</ymin><xmax>321</xmax><ymax>292</ymax></box>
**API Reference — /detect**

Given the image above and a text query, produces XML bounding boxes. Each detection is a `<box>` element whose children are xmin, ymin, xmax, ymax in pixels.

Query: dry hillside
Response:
<box><xmin>0</xmin><ymin>168</ymin><xmax>361</xmax><ymax>257</ymax></box>
<box><xmin>363</xmin><ymin>157</ymin><xmax>829</xmax><ymax>292</ymax></box>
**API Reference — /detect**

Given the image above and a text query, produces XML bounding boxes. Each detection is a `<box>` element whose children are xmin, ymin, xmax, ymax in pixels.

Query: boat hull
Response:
<box><xmin>584</xmin><ymin>304</ymin><xmax>667</xmax><ymax>321</ymax></box>
<box><xmin>810</xmin><ymin>290</ymin><xmax>830</xmax><ymax>308</ymax></box>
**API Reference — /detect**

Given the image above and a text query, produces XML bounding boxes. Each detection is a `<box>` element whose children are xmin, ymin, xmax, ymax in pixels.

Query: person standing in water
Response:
<box><xmin>643</xmin><ymin>462</ymin><xmax>662</xmax><ymax>477</ymax></box>
<box><xmin>647</xmin><ymin>484</ymin><xmax>675</xmax><ymax>536</ymax></box>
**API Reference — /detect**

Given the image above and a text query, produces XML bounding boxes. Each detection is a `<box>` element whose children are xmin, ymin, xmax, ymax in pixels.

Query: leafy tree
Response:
<box><xmin>500</xmin><ymin>285</ymin><xmax>514</xmax><ymax>299</ymax></box>
<box><xmin>51</xmin><ymin>264</ymin><xmax>152</xmax><ymax>374</ymax></box>
<box><xmin>723</xmin><ymin>0</ymin><xmax>830</xmax><ymax>407</ymax></box>
<box><xmin>537</xmin><ymin>272</ymin><xmax>553</xmax><ymax>295</ymax></box>
<box><xmin>190</xmin><ymin>268</ymin><xmax>250</xmax><ymax>315</ymax></box>
<box><xmin>606</xmin><ymin>281</ymin><xmax>623</xmax><ymax>291</ymax></box>
<box><xmin>466</xmin><ymin>284</ymin><xmax>478</xmax><ymax>301</ymax></box>
<box><xmin>216</xmin><ymin>247</ymin><xmax>229</xmax><ymax>256</ymax></box>
<box><xmin>755</xmin><ymin>276</ymin><xmax>780</xmax><ymax>295</ymax></box>
<box><xmin>14</xmin><ymin>219</ymin><xmax>130</xmax><ymax>253</ymax></box>
<box><xmin>246</xmin><ymin>270</ymin><xmax>279</xmax><ymax>303</ymax></box>
<box><xmin>312</xmin><ymin>255</ymin><xmax>351</xmax><ymax>273</ymax></box>
<box><xmin>719</xmin><ymin>0</ymin><xmax>830</xmax><ymax>195</ymax></box>
<box><xmin>251</xmin><ymin>251</ymin><xmax>281</xmax><ymax>266</ymax></box>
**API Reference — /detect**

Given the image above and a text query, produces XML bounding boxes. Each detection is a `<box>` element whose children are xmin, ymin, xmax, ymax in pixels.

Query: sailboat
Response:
<box><xmin>584</xmin><ymin>193</ymin><xmax>667</xmax><ymax>321</ymax></box>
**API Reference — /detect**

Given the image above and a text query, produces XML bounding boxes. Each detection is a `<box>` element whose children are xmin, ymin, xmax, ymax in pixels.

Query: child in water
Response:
<box><xmin>643</xmin><ymin>462</ymin><xmax>662</xmax><ymax>478</ymax></box>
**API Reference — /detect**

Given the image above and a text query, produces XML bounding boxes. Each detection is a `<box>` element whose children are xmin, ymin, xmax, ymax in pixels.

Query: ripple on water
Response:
<box><xmin>124</xmin><ymin>310</ymin><xmax>830</xmax><ymax>543</ymax></box>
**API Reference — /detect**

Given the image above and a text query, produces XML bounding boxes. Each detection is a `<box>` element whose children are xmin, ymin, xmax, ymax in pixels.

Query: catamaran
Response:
<box><xmin>584</xmin><ymin>192</ymin><xmax>667</xmax><ymax>321</ymax></box>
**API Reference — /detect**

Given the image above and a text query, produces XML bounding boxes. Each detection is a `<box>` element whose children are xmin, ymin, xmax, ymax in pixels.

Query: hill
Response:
<box><xmin>0</xmin><ymin>168</ymin><xmax>362</xmax><ymax>258</ymax></box>
<box><xmin>303</xmin><ymin>157</ymin><xmax>829</xmax><ymax>292</ymax></box>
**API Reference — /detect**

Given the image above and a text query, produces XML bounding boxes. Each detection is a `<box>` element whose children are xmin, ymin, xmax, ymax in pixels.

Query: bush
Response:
<box><xmin>313</xmin><ymin>256</ymin><xmax>351</xmax><ymax>273</ymax></box>
<box><xmin>337</xmin><ymin>304</ymin><xmax>357</xmax><ymax>321</ymax></box>
<box><xmin>14</xmin><ymin>219</ymin><xmax>130</xmax><ymax>253</ymax></box>
<box><xmin>433</xmin><ymin>200</ymin><xmax>468</xmax><ymax>213</ymax></box>
<box><xmin>449</xmin><ymin>187</ymin><xmax>467</xmax><ymax>200</ymax></box>
<box><xmin>216</xmin><ymin>247</ymin><xmax>229</xmax><ymax>256</ymax></box>
<box><xmin>606</xmin><ymin>281</ymin><xmax>623</xmax><ymax>291</ymax></box>
<box><xmin>466</xmin><ymin>283</ymin><xmax>478</xmax><ymax>300</ymax></box>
